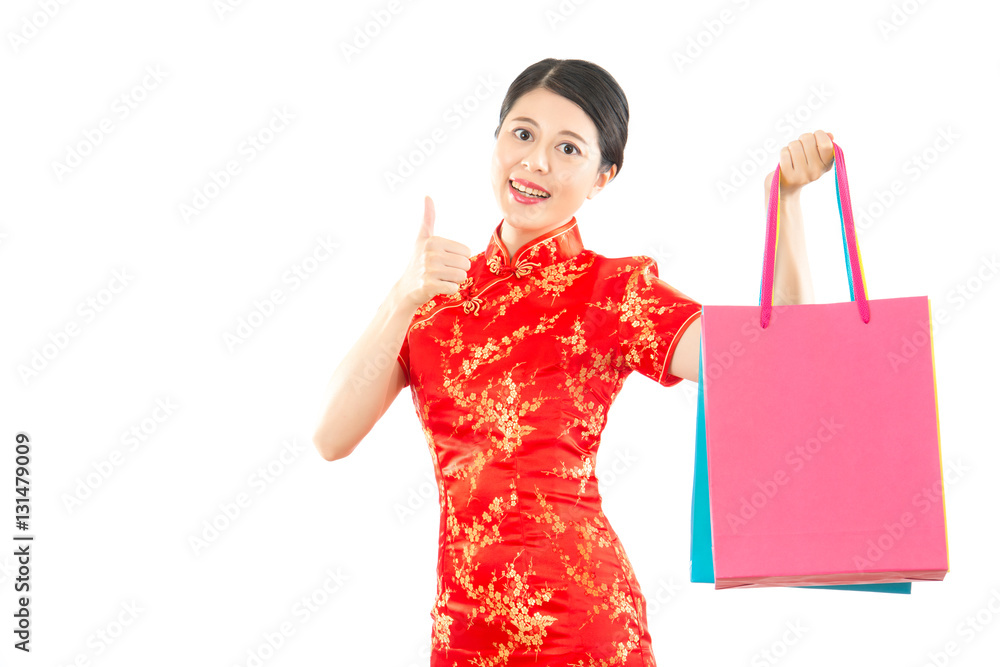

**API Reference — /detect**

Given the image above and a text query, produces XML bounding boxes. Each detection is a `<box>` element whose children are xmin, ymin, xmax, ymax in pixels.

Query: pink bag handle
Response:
<box><xmin>759</xmin><ymin>141</ymin><xmax>871</xmax><ymax>328</ymax></box>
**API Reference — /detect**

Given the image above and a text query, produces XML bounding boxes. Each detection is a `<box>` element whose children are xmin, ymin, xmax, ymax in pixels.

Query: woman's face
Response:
<box><xmin>490</xmin><ymin>87</ymin><xmax>616</xmax><ymax>242</ymax></box>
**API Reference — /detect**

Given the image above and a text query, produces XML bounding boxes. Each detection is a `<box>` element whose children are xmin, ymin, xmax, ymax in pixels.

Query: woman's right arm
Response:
<box><xmin>311</xmin><ymin>196</ymin><xmax>471</xmax><ymax>461</ymax></box>
<box><xmin>311</xmin><ymin>281</ymin><xmax>418</xmax><ymax>461</ymax></box>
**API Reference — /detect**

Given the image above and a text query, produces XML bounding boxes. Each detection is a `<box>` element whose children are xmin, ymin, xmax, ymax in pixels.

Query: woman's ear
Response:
<box><xmin>588</xmin><ymin>164</ymin><xmax>617</xmax><ymax>198</ymax></box>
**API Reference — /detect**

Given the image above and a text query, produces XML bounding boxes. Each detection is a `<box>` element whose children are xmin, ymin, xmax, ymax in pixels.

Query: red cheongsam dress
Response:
<box><xmin>396</xmin><ymin>215</ymin><xmax>702</xmax><ymax>667</ymax></box>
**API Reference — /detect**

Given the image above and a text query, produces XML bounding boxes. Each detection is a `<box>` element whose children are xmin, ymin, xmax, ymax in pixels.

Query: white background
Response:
<box><xmin>1</xmin><ymin>0</ymin><xmax>998</xmax><ymax>665</ymax></box>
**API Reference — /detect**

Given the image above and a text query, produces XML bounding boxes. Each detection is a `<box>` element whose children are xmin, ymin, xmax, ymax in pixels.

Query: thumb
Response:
<box><xmin>821</xmin><ymin>131</ymin><xmax>835</xmax><ymax>168</ymax></box>
<box><xmin>417</xmin><ymin>195</ymin><xmax>435</xmax><ymax>242</ymax></box>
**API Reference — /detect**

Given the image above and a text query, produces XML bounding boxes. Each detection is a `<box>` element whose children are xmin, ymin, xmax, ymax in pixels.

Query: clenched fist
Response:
<box><xmin>765</xmin><ymin>130</ymin><xmax>835</xmax><ymax>198</ymax></box>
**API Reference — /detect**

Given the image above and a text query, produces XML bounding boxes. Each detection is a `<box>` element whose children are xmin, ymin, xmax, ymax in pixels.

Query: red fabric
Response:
<box><xmin>397</xmin><ymin>216</ymin><xmax>701</xmax><ymax>665</ymax></box>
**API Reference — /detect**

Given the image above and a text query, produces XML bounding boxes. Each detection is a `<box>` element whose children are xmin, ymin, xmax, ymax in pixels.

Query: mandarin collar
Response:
<box><xmin>483</xmin><ymin>216</ymin><xmax>584</xmax><ymax>278</ymax></box>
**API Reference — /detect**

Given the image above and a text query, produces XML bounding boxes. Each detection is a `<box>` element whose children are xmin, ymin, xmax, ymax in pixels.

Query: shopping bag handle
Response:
<box><xmin>758</xmin><ymin>141</ymin><xmax>871</xmax><ymax>328</ymax></box>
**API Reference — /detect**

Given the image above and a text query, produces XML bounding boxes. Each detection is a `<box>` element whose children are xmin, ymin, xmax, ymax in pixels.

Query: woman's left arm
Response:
<box><xmin>666</xmin><ymin>130</ymin><xmax>836</xmax><ymax>384</ymax></box>
<box><xmin>769</xmin><ymin>130</ymin><xmax>836</xmax><ymax>306</ymax></box>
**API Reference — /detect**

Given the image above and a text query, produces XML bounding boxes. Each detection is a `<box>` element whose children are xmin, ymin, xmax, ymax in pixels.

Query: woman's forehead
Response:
<box><xmin>505</xmin><ymin>89</ymin><xmax>597</xmax><ymax>141</ymax></box>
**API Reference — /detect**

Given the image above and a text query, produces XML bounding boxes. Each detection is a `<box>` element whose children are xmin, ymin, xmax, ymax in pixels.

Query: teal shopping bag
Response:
<box><xmin>689</xmin><ymin>346</ymin><xmax>912</xmax><ymax>594</ymax></box>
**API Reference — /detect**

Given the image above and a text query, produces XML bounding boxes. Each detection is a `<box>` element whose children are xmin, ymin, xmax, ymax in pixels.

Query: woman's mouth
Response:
<box><xmin>509</xmin><ymin>179</ymin><xmax>550</xmax><ymax>204</ymax></box>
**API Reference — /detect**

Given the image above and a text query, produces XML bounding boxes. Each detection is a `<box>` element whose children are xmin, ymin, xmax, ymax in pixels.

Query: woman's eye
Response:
<box><xmin>511</xmin><ymin>129</ymin><xmax>578</xmax><ymax>155</ymax></box>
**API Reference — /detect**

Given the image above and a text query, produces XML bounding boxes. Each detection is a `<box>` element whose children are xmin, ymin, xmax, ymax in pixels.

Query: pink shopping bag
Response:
<box><xmin>700</xmin><ymin>142</ymin><xmax>949</xmax><ymax>589</ymax></box>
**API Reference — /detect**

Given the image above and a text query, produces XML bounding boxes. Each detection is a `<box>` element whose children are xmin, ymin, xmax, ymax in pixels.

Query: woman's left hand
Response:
<box><xmin>764</xmin><ymin>130</ymin><xmax>835</xmax><ymax>198</ymax></box>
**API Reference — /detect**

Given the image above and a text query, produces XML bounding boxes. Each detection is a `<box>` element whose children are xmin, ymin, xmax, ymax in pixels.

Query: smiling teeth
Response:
<box><xmin>511</xmin><ymin>180</ymin><xmax>549</xmax><ymax>198</ymax></box>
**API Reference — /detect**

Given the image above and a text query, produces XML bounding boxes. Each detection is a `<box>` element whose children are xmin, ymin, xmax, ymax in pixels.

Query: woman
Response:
<box><xmin>313</xmin><ymin>58</ymin><xmax>834</xmax><ymax>666</ymax></box>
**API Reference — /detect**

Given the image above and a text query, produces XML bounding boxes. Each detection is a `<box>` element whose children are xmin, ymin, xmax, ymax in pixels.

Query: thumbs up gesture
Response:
<box><xmin>397</xmin><ymin>196</ymin><xmax>473</xmax><ymax>309</ymax></box>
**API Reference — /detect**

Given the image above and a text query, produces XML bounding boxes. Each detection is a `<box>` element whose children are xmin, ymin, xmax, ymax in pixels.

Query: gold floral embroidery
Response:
<box><xmin>535</xmin><ymin>262</ymin><xmax>586</xmax><ymax>299</ymax></box>
<box><xmin>541</xmin><ymin>454</ymin><xmax>596</xmax><ymax>498</ymax></box>
<box><xmin>430</xmin><ymin>574</ymin><xmax>455</xmax><ymax>647</ymax></box>
<box><xmin>407</xmin><ymin>223</ymin><xmax>693</xmax><ymax>666</ymax></box>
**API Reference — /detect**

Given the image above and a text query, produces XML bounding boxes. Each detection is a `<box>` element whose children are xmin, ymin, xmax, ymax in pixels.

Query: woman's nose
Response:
<box><xmin>522</xmin><ymin>144</ymin><xmax>548</xmax><ymax>172</ymax></box>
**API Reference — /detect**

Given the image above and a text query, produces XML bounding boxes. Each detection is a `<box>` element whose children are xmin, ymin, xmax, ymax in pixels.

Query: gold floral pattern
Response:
<box><xmin>397</xmin><ymin>217</ymin><xmax>702</xmax><ymax>666</ymax></box>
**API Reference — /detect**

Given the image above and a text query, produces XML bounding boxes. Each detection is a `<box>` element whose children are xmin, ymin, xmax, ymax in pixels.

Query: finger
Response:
<box><xmin>779</xmin><ymin>146</ymin><xmax>795</xmax><ymax>177</ymax></box>
<box><xmin>418</xmin><ymin>195</ymin><xmax>434</xmax><ymax>242</ymax></box>
<box><xmin>443</xmin><ymin>265</ymin><xmax>470</xmax><ymax>285</ymax></box>
<box><xmin>440</xmin><ymin>239</ymin><xmax>473</xmax><ymax>267</ymax></box>
<box><xmin>788</xmin><ymin>139</ymin><xmax>807</xmax><ymax>171</ymax></box>
<box><xmin>814</xmin><ymin>130</ymin><xmax>835</xmax><ymax>167</ymax></box>
<box><xmin>798</xmin><ymin>132</ymin><xmax>821</xmax><ymax>167</ymax></box>
<box><xmin>797</xmin><ymin>132</ymin><xmax>825</xmax><ymax>170</ymax></box>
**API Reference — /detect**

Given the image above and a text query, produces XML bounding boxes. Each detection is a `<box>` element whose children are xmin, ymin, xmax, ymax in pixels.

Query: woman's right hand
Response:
<box><xmin>396</xmin><ymin>196</ymin><xmax>473</xmax><ymax>309</ymax></box>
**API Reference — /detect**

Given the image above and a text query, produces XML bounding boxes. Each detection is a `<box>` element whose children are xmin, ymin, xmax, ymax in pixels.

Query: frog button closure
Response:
<box><xmin>487</xmin><ymin>254</ymin><xmax>539</xmax><ymax>278</ymax></box>
<box><xmin>458</xmin><ymin>281</ymin><xmax>483</xmax><ymax>316</ymax></box>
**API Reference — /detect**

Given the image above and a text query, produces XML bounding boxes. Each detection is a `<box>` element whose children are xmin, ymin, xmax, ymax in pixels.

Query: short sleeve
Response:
<box><xmin>397</xmin><ymin>297</ymin><xmax>439</xmax><ymax>389</ymax></box>
<box><xmin>397</xmin><ymin>329</ymin><xmax>411</xmax><ymax>388</ymax></box>
<box><xmin>617</xmin><ymin>256</ymin><xmax>702</xmax><ymax>387</ymax></box>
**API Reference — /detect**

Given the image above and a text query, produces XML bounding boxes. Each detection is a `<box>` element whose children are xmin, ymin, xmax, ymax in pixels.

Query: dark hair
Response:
<box><xmin>493</xmin><ymin>58</ymin><xmax>629</xmax><ymax>181</ymax></box>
